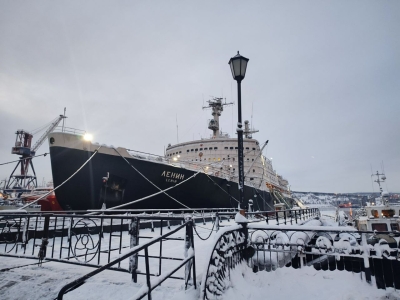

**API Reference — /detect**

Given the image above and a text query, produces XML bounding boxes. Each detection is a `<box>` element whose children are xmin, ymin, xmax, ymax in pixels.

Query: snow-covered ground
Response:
<box><xmin>1</xmin><ymin>212</ymin><xmax>399</xmax><ymax>300</ymax></box>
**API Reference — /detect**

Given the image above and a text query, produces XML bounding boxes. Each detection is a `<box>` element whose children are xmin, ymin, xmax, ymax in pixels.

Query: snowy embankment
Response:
<box><xmin>1</xmin><ymin>213</ymin><xmax>399</xmax><ymax>300</ymax></box>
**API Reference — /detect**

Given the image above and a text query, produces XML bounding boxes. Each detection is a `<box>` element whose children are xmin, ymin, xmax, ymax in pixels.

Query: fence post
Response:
<box><xmin>144</xmin><ymin>247</ymin><xmax>152</xmax><ymax>300</ymax></box>
<box><xmin>184</xmin><ymin>217</ymin><xmax>196</xmax><ymax>289</ymax></box>
<box><xmin>361</xmin><ymin>233</ymin><xmax>372</xmax><ymax>284</ymax></box>
<box><xmin>129</xmin><ymin>217</ymin><xmax>140</xmax><ymax>283</ymax></box>
<box><xmin>216</xmin><ymin>213</ymin><xmax>220</xmax><ymax>232</ymax></box>
<box><xmin>294</xmin><ymin>210</ymin><xmax>298</xmax><ymax>224</ymax></box>
<box><xmin>38</xmin><ymin>215</ymin><xmax>50</xmax><ymax>266</ymax></box>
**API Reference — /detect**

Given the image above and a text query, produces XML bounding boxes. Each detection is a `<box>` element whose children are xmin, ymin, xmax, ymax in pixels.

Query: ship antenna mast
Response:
<box><xmin>202</xmin><ymin>97</ymin><xmax>233</xmax><ymax>138</ymax></box>
<box><xmin>371</xmin><ymin>170</ymin><xmax>386</xmax><ymax>195</ymax></box>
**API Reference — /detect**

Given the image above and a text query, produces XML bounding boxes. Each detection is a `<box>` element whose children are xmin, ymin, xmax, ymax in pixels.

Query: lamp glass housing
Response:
<box><xmin>228</xmin><ymin>52</ymin><xmax>249</xmax><ymax>80</ymax></box>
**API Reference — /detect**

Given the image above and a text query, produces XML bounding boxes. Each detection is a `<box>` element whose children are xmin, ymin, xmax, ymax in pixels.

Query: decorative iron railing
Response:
<box><xmin>202</xmin><ymin>221</ymin><xmax>400</xmax><ymax>299</ymax></box>
<box><xmin>57</xmin><ymin>218</ymin><xmax>196</xmax><ymax>300</ymax></box>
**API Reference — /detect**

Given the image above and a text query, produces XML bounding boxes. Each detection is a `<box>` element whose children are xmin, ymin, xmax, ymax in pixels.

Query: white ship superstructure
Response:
<box><xmin>165</xmin><ymin>98</ymin><xmax>290</xmax><ymax>196</ymax></box>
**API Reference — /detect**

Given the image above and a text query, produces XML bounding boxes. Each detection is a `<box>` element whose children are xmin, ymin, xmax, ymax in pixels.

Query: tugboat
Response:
<box><xmin>354</xmin><ymin>172</ymin><xmax>399</xmax><ymax>232</ymax></box>
<box><xmin>48</xmin><ymin>98</ymin><xmax>292</xmax><ymax>211</ymax></box>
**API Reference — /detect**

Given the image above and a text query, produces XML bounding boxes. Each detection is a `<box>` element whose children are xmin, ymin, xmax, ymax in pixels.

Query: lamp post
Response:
<box><xmin>228</xmin><ymin>51</ymin><xmax>249</xmax><ymax>215</ymax></box>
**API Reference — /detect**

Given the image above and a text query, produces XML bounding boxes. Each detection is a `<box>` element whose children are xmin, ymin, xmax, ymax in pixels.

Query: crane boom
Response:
<box><xmin>5</xmin><ymin>112</ymin><xmax>67</xmax><ymax>193</ymax></box>
<box><xmin>31</xmin><ymin>115</ymin><xmax>66</xmax><ymax>153</ymax></box>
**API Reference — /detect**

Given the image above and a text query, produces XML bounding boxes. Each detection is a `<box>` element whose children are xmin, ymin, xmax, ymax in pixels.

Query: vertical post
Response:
<box><xmin>184</xmin><ymin>217</ymin><xmax>195</xmax><ymax>289</ymax></box>
<box><xmin>38</xmin><ymin>215</ymin><xmax>50</xmax><ymax>266</ymax></box>
<box><xmin>158</xmin><ymin>220</ymin><xmax>163</xmax><ymax>276</ymax></box>
<box><xmin>144</xmin><ymin>248</ymin><xmax>152</xmax><ymax>300</ymax></box>
<box><xmin>129</xmin><ymin>217</ymin><xmax>140</xmax><ymax>283</ymax></box>
<box><xmin>237</xmin><ymin>80</ymin><xmax>246</xmax><ymax>215</ymax></box>
<box><xmin>216</xmin><ymin>212</ymin><xmax>220</xmax><ymax>232</ymax></box>
<box><xmin>294</xmin><ymin>210</ymin><xmax>298</xmax><ymax>224</ymax></box>
<box><xmin>361</xmin><ymin>233</ymin><xmax>372</xmax><ymax>284</ymax></box>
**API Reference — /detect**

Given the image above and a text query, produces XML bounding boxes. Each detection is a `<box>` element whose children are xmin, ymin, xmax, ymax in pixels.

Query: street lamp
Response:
<box><xmin>228</xmin><ymin>51</ymin><xmax>249</xmax><ymax>215</ymax></box>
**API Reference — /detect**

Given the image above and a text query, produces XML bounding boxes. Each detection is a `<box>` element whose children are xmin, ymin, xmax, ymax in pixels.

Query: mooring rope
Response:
<box><xmin>17</xmin><ymin>146</ymin><xmax>102</xmax><ymax>210</ymax></box>
<box><xmin>110</xmin><ymin>147</ymin><xmax>199</xmax><ymax>210</ymax></box>
<box><xmin>0</xmin><ymin>153</ymin><xmax>49</xmax><ymax>166</ymax></box>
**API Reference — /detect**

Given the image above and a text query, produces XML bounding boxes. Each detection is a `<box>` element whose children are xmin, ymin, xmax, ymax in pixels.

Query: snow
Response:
<box><xmin>234</xmin><ymin>212</ymin><xmax>248</xmax><ymax>223</ymax></box>
<box><xmin>1</xmin><ymin>211</ymin><xmax>400</xmax><ymax>299</ymax></box>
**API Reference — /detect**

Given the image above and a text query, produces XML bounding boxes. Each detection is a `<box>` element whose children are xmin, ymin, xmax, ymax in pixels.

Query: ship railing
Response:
<box><xmin>54</xmin><ymin>126</ymin><xmax>86</xmax><ymax>135</ymax></box>
<box><xmin>127</xmin><ymin>149</ymin><xmax>167</xmax><ymax>163</ymax></box>
<box><xmin>202</xmin><ymin>221</ymin><xmax>400</xmax><ymax>299</ymax></box>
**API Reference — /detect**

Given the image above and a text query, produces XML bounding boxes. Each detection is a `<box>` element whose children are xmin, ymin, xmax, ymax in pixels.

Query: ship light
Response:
<box><xmin>83</xmin><ymin>133</ymin><xmax>93</xmax><ymax>141</ymax></box>
<box><xmin>173</xmin><ymin>157</ymin><xmax>178</xmax><ymax>161</ymax></box>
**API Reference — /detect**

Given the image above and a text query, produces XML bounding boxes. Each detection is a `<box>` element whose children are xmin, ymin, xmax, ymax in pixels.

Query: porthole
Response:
<box><xmin>50</xmin><ymin>137</ymin><xmax>55</xmax><ymax>144</ymax></box>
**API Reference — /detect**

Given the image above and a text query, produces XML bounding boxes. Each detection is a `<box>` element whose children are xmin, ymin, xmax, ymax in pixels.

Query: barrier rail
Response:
<box><xmin>201</xmin><ymin>221</ymin><xmax>400</xmax><ymax>299</ymax></box>
<box><xmin>57</xmin><ymin>218</ymin><xmax>196</xmax><ymax>300</ymax></box>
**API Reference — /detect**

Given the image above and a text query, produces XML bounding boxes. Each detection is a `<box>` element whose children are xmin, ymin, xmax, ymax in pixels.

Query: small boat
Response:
<box><xmin>21</xmin><ymin>186</ymin><xmax>63</xmax><ymax>211</ymax></box>
<box><xmin>354</xmin><ymin>172</ymin><xmax>399</xmax><ymax>232</ymax></box>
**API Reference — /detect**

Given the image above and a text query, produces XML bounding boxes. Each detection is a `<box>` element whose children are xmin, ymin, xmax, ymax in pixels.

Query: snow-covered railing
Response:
<box><xmin>57</xmin><ymin>217</ymin><xmax>196</xmax><ymax>300</ymax></box>
<box><xmin>0</xmin><ymin>211</ymin><xmax>199</xmax><ymax>275</ymax></box>
<box><xmin>214</xmin><ymin>208</ymin><xmax>321</xmax><ymax>231</ymax></box>
<box><xmin>202</xmin><ymin>222</ymin><xmax>400</xmax><ymax>299</ymax></box>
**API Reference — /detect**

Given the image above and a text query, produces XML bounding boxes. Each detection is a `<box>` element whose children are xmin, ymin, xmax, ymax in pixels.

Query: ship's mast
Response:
<box><xmin>202</xmin><ymin>97</ymin><xmax>233</xmax><ymax>138</ymax></box>
<box><xmin>371</xmin><ymin>171</ymin><xmax>386</xmax><ymax>195</ymax></box>
<box><xmin>244</xmin><ymin>120</ymin><xmax>259</xmax><ymax>139</ymax></box>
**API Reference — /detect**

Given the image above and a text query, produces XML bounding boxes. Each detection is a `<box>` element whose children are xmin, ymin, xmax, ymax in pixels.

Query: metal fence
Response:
<box><xmin>201</xmin><ymin>222</ymin><xmax>400</xmax><ymax>299</ymax></box>
<box><xmin>0</xmin><ymin>208</ymin><xmax>320</xmax><ymax>299</ymax></box>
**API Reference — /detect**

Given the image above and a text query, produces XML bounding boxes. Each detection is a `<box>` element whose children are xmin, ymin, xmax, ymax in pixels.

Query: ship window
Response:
<box><xmin>233</xmin><ymin>168</ymin><xmax>236</xmax><ymax>171</ymax></box>
<box><xmin>223</xmin><ymin>158</ymin><xmax>225</xmax><ymax>160</ymax></box>
<box><xmin>214</xmin><ymin>147</ymin><xmax>218</xmax><ymax>150</ymax></box>
<box><xmin>200</xmin><ymin>148</ymin><xmax>203</xmax><ymax>150</ymax></box>
<box><xmin>191</xmin><ymin>149</ymin><xmax>194</xmax><ymax>152</ymax></box>
<box><xmin>382</xmin><ymin>210</ymin><xmax>395</xmax><ymax>218</ymax></box>
<box><xmin>235</xmin><ymin>147</ymin><xmax>238</xmax><ymax>149</ymax></box>
<box><xmin>208</xmin><ymin>158</ymin><xmax>211</xmax><ymax>161</ymax></box>
<box><xmin>187</xmin><ymin>150</ymin><xmax>189</xmax><ymax>152</ymax></box>
<box><xmin>196</xmin><ymin>159</ymin><xmax>198</xmax><ymax>161</ymax></box>
<box><xmin>246</xmin><ymin>147</ymin><xmax>249</xmax><ymax>150</ymax></box>
<box><xmin>230</xmin><ymin>147</ymin><xmax>233</xmax><ymax>150</ymax></box>
<box><xmin>224</xmin><ymin>147</ymin><xmax>228</xmax><ymax>149</ymax></box>
<box><xmin>179</xmin><ymin>151</ymin><xmax>182</xmax><ymax>153</ymax></box>
<box><xmin>233</xmin><ymin>158</ymin><xmax>235</xmax><ymax>161</ymax></box>
<box><xmin>213</xmin><ymin>158</ymin><xmax>216</xmax><ymax>161</ymax></box>
<box><xmin>218</xmin><ymin>158</ymin><xmax>221</xmax><ymax>161</ymax></box>
<box><xmin>204</xmin><ymin>147</ymin><xmax>208</xmax><ymax>150</ymax></box>
<box><xmin>372</xmin><ymin>223</ymin><xmax>388</xmax><ymax>231</ymax></box>
<box><xmin>253</xmin><ymin>169</ymin><xmax>255</xmax><ymax>172</ymax></box>
<box><xmin>252</xmin><ymin>159</ymin><xmax>254</xmax><ymax>161</ymax></box>
<box><xmin>227</xmin><ymin>157</ymin><xmax>230</xmax><ymax>160</ymax></box>
<box><xmin>247</xmin><ymin>158</ymin><xmax>249</xmax><ymax>161</ymax></box>
<box><xmin>220</xmin><ymin>167</ymin><xmax>223</xmax><ymax>170</ymax></box>
<box><xmin>195</xmin><ymin>148</ymin><xmax>198</xmax><ymax>151</ymax></box>
<box><xmin>391</xmin><ymin>223</ymin><xmax>399</xmax><ymax>231</ymax></box>
<box><xmin>252</xmin><ymin>148</ymin><xmax>256</xmax><ymax>150</ymax></box>
<box><xmin>256</xmin><ymin>142</ymin><xmax>259</xmax><ymax>145</ymax></box>
<box><xmin>371</xmin><ymin>210</ymin><xmax>379</xmax><ymax>218</ymax></box>
<box><xmin>250</xmin><ymin>178</ymin><xmax>254</xmax><ymax>180</ymax></box>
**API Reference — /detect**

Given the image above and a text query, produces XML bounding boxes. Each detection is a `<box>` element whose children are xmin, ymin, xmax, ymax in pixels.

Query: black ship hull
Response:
<box><xmin>49</xmin><ymin>144</ymin><xmax>274</xmax><ymax>211</ymax></box>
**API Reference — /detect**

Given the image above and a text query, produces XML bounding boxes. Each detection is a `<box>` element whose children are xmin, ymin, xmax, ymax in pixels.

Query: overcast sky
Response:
<box><xmin>1</xmin><ymin>1</ymin><xmax>399</xmax><ymax>193</ymax></box>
